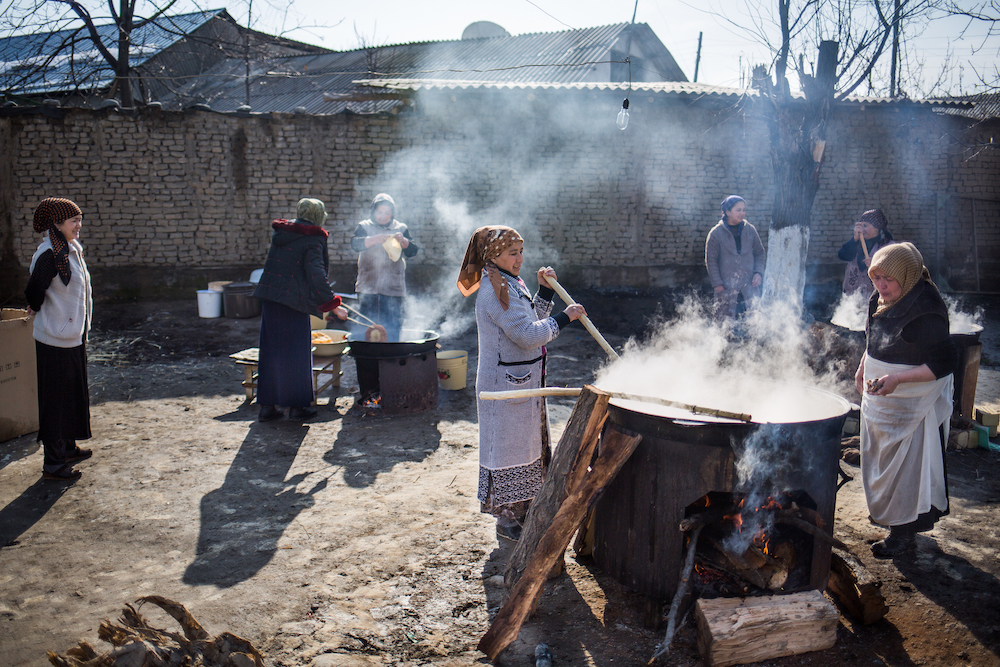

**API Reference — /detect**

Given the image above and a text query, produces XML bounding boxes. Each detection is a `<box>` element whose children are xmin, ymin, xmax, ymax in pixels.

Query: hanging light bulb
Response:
<box><xmin>616</xmin><ymin>98</ymin><xmax>630</xmax><ymax>130</ymax></box>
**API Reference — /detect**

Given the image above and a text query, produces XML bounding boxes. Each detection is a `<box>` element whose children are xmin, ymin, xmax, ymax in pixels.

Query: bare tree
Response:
<box><xmin>742</xmin><ymin>0</ymin><xmax>948</xmax><ymax>309</ymax></box>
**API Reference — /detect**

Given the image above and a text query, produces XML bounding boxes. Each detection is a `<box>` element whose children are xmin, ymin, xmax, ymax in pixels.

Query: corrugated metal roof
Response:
<box><xmin>0</xmin><ymin>9</ymin><xmax>227</xmax><ymax>95</ymax></box>
<box><xmin>933</xmin><ymin>92</ymin><xmax>1000</xmax><ymax>120</ymax></box>
<box><xmin>163</xmin><ymin>22</ymin><xmax>687</xmax><ymax>112</ymax></box>
<box><xmin>355</xmin><ymin>78</ymin><xmax>975</xmax><ymax>108</ymax></box>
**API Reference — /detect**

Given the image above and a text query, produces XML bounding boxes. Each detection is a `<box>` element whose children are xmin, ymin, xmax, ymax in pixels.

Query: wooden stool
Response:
<box><xmin>230</xmin><ymin>347</ymin><xmax>344</xmax><ymax>404</ymax></box>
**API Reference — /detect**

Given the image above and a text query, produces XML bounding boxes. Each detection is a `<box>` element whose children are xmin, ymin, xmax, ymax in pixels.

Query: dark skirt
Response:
<box><xmin>35</xmin><ymin>341</ymin><xmax>91</xmax><ymax>442</ymax></box>
<box><xmin>257</xmin><ymin>300</ymin><xmax>314</xmax><ymax>408</ymax></box>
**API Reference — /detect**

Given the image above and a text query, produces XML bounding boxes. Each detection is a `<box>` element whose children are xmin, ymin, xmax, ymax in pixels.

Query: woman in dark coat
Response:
<box><xmin>253</xmin><ymin>198</ymin><xmax>347</xmax><ymax>422</ymax></box>
<box><xmin>704</xmin><ymin>195</ymin><xmax>766</xmax><ymax>320</ymax></box>
<box><xmin>838</xmin><ymin>208</ymin><xmax>894</xmax><ymax>297</ymax></box>
<box><xmin>24</xmin><ymin>197</ymin><xmax>94</xmax><ymax>481</ymax></box>
<box><xmin>855</xmin><ymin>242</ymin><xmax>957</xmax><ymax>558</ymax></box>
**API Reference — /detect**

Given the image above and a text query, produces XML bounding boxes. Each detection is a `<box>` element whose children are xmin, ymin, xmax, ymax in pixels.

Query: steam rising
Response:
<box><xmin>596</xmin><ymin>297</ymin><xmax>852</xmax><ymax>425</ymax></box>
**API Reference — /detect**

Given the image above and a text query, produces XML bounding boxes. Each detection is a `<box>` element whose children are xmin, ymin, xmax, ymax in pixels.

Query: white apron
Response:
<box><xmin>860</xmin><ymin>353</ymin><xmax>952</xmax><ymax>526</ymax></box>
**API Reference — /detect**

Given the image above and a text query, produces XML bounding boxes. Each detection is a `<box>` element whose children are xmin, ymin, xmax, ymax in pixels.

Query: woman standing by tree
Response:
<box><xmin>705</xmin><ymin>195</ymin><xmax>766</xmax><ymax>320</ymax></box>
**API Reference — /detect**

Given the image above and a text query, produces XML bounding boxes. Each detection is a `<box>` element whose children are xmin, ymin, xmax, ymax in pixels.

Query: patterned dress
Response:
<box><xmin>475</xmin><ymin>269</ymin><xmax>561</xmax><ymax>516</ymax></box>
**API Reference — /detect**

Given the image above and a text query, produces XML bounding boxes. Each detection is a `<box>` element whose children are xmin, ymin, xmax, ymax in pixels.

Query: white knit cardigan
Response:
<box><xmin>475</xmin><ymin>270</ymin><xmax>560</xmax><ymax>507</ymax></box>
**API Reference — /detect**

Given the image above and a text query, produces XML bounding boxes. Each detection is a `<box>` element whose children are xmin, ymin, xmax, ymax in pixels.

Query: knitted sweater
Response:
<box><xmin>26</xmin><ymin>238</ymin><xmax>92</xmax><ymax>348</ymax></box>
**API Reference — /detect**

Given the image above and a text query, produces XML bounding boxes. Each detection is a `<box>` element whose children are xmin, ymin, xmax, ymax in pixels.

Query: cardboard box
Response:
<box><xmin>0</xmin><ymin>309</ymin><xmax>39</xmax><ymax>442</ymax></box>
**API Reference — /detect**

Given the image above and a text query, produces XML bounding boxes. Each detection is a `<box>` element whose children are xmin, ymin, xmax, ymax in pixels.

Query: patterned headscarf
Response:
<box><xmin>858</xmin><ymin>209</ymin><xmax>889</xmax><ymax>233</ymax></box>
<box><xmin>869</xmin><ymin>242</ymin><xmax>931</xmax><ymax>316</ymax></box>
<box><xmin>32</xmin><ymin>197</ymin><xmax>81</xmax><ymax>286</ymax></box>
<box><xmin>296</xmin><ymin>198</ymin><xmax>327</xmax><ymax>225</ymax></box>
<box><xmin>457</xmin><ymin>225</ymin><xmax>524</xmax><ymax>310</ymax></box>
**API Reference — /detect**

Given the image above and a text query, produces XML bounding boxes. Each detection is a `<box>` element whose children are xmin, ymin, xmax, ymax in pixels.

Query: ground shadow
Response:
<box><xmin>480</xmin><ymin>548</ymin><xmax>655</xmax><ymax>666</ymax></box>
<box><xmin>0</xmin><ymin>433</ymin><xmax>40</xmax><ymax>472</ymax></box>
<box><xmin>183</xmin><ymin>421</ymin><xmax>323</xmax><ymax>587</ymax></box>
<box><xmin>894</xmin><ymin>538</ymin><xmax>1000</xmax><ymax>656</ymax></box>
<box><xmin>322</xmin><ymin>409</ymin><xmax>442</xmax><ymax>488</ymax></box>
<box><xmin>0</xmin><ymin>477</ymin><xmax>75</xmax><ymax>548</ymax></box>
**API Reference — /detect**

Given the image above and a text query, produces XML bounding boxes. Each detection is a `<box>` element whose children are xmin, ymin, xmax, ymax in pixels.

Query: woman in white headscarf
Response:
<box><xmin>457</xmin><ymin>226</ymin><xmax>586</xmax><ymax>542</ymax></box>
<box><xmin>855</xmin><ymin>242</ymin><xmax>957</xmax><ymax>558</ymax></box>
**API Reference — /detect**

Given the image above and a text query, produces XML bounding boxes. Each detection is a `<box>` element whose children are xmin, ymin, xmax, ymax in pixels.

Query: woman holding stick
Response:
<box><xmin>457</xmin><ymin>226</ymin><xmax>586</xmax><ymax>542</ymax></box>
<box><xmin>855</xmin><ymin>242</ymin><xmax>956</xmax><ymax>558</ymax></box>
<box><xmin>838</xmin><ymin>208</ymin><xmax>894</xmax><ymax>297</ymax></box>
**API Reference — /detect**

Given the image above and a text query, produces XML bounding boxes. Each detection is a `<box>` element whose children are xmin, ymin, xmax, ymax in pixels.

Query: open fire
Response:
<box><xmin>685</xmin><ymin>491</ymin><xmax>828</xmax><ymax>598</ymax></box>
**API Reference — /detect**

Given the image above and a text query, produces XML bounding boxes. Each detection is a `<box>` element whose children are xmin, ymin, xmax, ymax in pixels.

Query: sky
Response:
<box><xmin>168</xmin><ymin>0</ymin><xmax>1000</xmax><ymax>96</ymax></box>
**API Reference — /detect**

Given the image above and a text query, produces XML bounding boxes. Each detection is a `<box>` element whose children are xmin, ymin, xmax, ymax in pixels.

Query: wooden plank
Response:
<box><xmin>695</xmin><ymin>590</ymin><xmax>838</xmax><ymax>667</ymax></box>
<box><xmin>504</xmin><ymin>385</ymin><xmax>610</xmax><ymax>588</ymax></box>
<box><xmin>827</xmin><ymin>548</ymin><xmax>888</xmax><ymax>625</ymax></box>
<box><xmin>478</xmin><ymin>426</ymin><xmax>642</xmax><ymax>661</ymax></box>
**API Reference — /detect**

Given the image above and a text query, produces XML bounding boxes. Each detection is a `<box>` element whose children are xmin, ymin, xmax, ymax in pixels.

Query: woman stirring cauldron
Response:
<box><xmin>705</xmin><ymin>195</ymin><xmax>766</xmax><ymax>320</ymax></box>
<box><xmin>24</xmin><ymin>198</ymin><xmax>94</xmax><ymax>481</ymax></box>
<box><xmin>838</xmin><ymin>208</ymin><xmax>894</xmax><ymax>297</ymax></box>
<box><xmin>855</xmin><ymin>242</ymin><xmax>957</xmax><ymax>558</ymax></box>
<box><xmin>254</xmin><ymin>198</ymin><xmax>348</xmax><ymax>422</ymax></box>
<box><xmin>458</xmin><ymin>226</ymin><xmax>586</xmax><ymax>542</ymax></box>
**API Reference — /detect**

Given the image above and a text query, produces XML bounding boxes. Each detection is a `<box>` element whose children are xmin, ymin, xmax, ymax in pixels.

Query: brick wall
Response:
<box><xmin>1</xmin><ymin>91</ymin><xmax>997</xmax><ymax>302</ymax></box>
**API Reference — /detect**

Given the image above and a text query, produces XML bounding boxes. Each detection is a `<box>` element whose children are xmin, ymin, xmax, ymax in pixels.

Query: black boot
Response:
<box><xmin>871</xmin><ymin>527</ymin><xmax>916</xmax><ymax>558</ymax></box>
<box><xmin>288</xmin><ymin>406</ymin><xmax>318</xmax><ymax>421</ymax></box>
<box><xmin>258</xmin><ymin>405</ymin><xmax>284</xmax><ymax>422</ymax></box>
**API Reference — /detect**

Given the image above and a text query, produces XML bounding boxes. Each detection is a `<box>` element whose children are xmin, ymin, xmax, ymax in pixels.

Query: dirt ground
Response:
<box><xmin>1</xmin><ymin>291</ymin><xmax>999</xmax><ymax>667</ymax></box>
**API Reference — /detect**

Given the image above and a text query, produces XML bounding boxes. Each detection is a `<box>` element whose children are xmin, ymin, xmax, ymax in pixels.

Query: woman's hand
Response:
<box><xmin>863</xmin><ymin>257</ymin><xmax>872</xmax><ymax>268</ymax></box>
<box><xmin>855</xmin><ymin>358</ymin><xmax>865</xmax><ymax>395</ymax></box>
<box><xmin>394</xmin><ymin>232</ymin><xmax>408</xmax><ymax>248</ymax></box>
<box><xmin>867</xmin><ymin>374</ymin><xmax>900</xmax><ymax>396</ymax></box>
<box><xmin>751</xmin><ymin>273</ymin><xmax>762</xmax><ymax>288</ymax></box>
<box><xmin>714</xmin><ymin>285</ymin><xmax>726</xmax><ymax>293</ymax></box>
<box><xmin>25</xmin><ymin>306</ymin><xmax>35</xmax><ymax>317</ymax></box>
<box><xmin>853</xmin><ymin>222</ymin><xmax>864</xmax><ymax>241</ymax></box>
<box><xmin>537</xmin><ymin>266</ymin><xmax>556</xmax><ymax>288</ymax></box>
<box><xmin>365</xmin><ymin>234</ymin><xmax>390</xmax><ymax>248</ymax></box>
<box><xmin>563</xmin><ymin>304</ymin><xmax>586</xmax><ymax>322</ymax></box>
<box><xmin>330</xmin><ymin>306</ymin><xmax>348</xmax><ymax>321</ymax></box>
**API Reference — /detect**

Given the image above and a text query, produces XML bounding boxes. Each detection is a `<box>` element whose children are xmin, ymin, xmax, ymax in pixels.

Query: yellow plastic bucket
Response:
<box><xmin>436</xmin><ymin>350</ymin><xmax>468</xmax><ymax>390</ymax></box>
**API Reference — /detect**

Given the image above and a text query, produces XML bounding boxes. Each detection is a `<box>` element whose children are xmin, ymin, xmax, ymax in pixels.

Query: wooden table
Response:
<box><xmin>229</xmin><ymin>347</ymin><xmax>344</xmax><ymax>404</ymax></box>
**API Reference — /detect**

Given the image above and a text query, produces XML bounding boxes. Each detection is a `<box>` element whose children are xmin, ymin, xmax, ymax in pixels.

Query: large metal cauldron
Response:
<box><xmin>347</xmin><ymin>329</ymin><xmax>439</xmax><ymax>358</ymax></box>
<box><xmin>348</xmin><ymin>329</ymin><xmax>440</xmax><ymax>414</ymax></box>
<box><xmin>592</xmin><ymin>382</ymin><xmax>851</xmax><ymax>601</ymax></box>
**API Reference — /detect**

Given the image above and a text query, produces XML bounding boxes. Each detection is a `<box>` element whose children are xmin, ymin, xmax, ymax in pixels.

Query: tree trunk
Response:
<box><xmin>758</xmin><ymin>40</ymin><xmax>839</xmax><ymax>313</ymax></box>
<box><xmin>117</xmin><ymin>0</ymin><xmax>134</xmax><ymax>107</ymax></box>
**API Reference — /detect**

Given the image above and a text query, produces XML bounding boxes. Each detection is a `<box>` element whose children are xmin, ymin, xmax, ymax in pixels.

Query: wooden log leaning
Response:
<box><xmin>695</xmin><ymin>590</ymin><xmax>838</xmax><ymax>667</ymax></box>
<box><xmin>826</xmin><ymin>548</ymin><xmax>888</xmax><ymax>625</ymax></box>
<box><xmin>505</xmin><ymin>386</ymin><xmax>610</xmax><ymax>588</ymax></box>
<box><xmin>479</xmin><ymin>425</ymin><xmax>642</xmax><ymax>662</ymax></box>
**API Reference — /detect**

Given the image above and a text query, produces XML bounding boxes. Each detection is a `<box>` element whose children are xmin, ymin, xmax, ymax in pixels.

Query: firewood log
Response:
<box><xmin>827</xmin><ymin>548</ymin><xmax>888</xmax><ymax>624</ymax></box>
<box><xmin>695</xmin><ymin>590</ymin><xmax>838</xmax><ymax>667</ymax></box>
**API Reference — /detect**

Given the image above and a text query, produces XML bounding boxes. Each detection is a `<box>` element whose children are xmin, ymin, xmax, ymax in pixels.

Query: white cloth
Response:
<box><xmin>860</xmin><ymin>353</ymin><xmax>952</xmax><ymax>526</ymax></box>
<box><xmin>30</xmin><ymin>238</ymin><xmax>92</xmax><ymax>348</ymax></box>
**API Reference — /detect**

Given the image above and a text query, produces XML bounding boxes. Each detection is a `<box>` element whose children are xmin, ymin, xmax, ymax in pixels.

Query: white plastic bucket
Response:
<box><xmin>436</xmin><ymin>350</ymin><xmax>468</xmax><ymax>390</ymax></box>
<box><xmin>197</xmin><ymin>289</ymin><xmax>223</xmax><ymax>318</ymax></box>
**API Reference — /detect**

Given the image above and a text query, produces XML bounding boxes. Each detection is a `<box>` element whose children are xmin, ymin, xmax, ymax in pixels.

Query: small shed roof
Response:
<box><xmin>0</xmin><ymin>9</ymin><xmax>230</xmax><ymax>95</ymax></box>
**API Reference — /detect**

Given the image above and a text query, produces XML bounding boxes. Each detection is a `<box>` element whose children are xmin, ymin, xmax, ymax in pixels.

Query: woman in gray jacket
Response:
<box><xmin>25</xmin><ymin>197</ymin><xmax>93</xmax><ymax>481</ymax></box>
<box><xmin>457</xmin><ymin>226</ymin><xmax>585</xmax><ymax>542</ymax></box>
<box><xmin>705</xmin><ymin>195</ymin><xmax>766</xmax><ymax>320</ymax></box>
